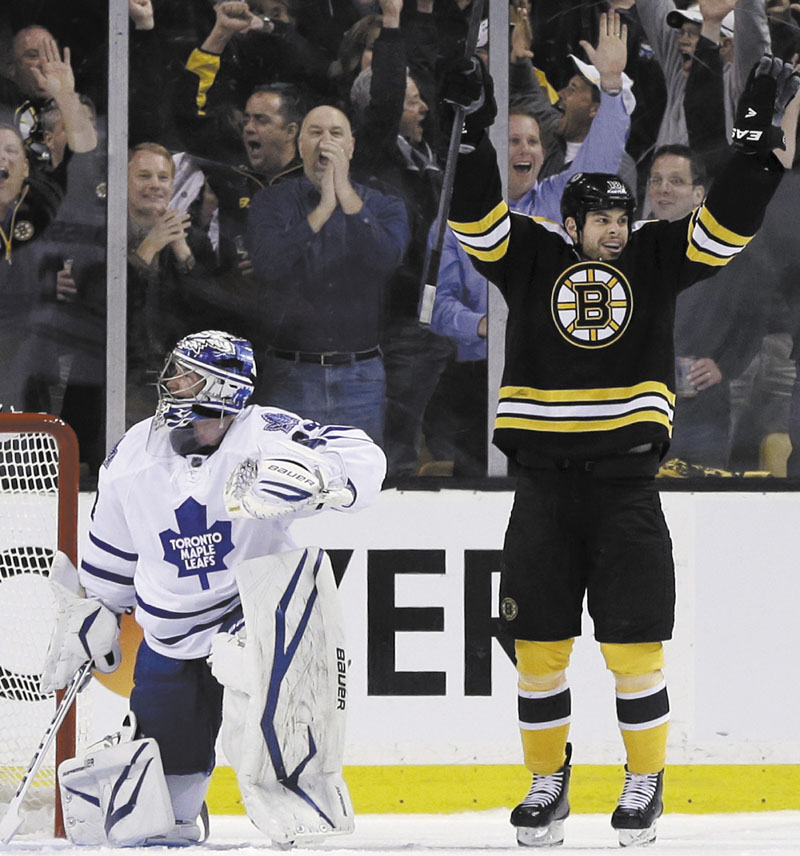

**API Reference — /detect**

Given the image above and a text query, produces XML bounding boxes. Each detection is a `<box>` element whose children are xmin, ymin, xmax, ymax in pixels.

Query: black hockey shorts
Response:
<box><xmin>500</xmin><ymin>450</ymin><xmax>675</xmax><ymax>643</ymax></box>
<box><xmin>130</xmin><ymin>641</ymin><xmax>224</xmax><ymax>776</ymax></box>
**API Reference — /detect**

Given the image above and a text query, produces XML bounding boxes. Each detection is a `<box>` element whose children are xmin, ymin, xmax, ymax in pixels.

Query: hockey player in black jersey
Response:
<box><xmin>443</xmin><ymin>39</ymin><xmax>800</xmax><ymax>848</ymax></box>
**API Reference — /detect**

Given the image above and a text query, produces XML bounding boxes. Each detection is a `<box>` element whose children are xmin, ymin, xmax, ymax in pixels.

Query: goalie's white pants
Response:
<box><xmin>210</xmin><ymin>547</ymin><xmax>354</xmax><ymax>845</ymax></box>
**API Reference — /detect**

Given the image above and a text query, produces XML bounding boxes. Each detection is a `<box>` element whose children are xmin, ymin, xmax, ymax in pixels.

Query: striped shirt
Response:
<box><xmin>447</xmin><ymin>136</ymin><xmax>782</xmax><ymax>460</ymax></box>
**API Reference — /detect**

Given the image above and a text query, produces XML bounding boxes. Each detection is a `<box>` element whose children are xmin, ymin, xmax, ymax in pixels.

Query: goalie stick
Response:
<box><xmin>418</xmin><ymin>0</ymin><xmax>487</xmax><ymax>325</ymax></box>
<box><xmin>0</xmin><ymin>660</ymin><xmax>93</xmax><ymax>845</ymax></box>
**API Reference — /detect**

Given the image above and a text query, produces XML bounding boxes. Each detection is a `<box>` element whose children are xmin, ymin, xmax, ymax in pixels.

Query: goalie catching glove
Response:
<box><xmin>731</xmin><ymin>54</ymin><xmax>800</xmax><ymax>158</ymax></box>
<box><xmin>224</xmin><ymin>440</ymin><xmax>355</xmax><ymax>521</ymax></box>
<box><xmin>40</xmin><ymin>580</ymin><xmax>121</xmax><ymax>694</ymax></box>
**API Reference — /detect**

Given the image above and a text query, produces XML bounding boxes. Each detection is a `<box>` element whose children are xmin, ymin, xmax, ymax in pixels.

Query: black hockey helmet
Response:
<box><xmin>560</xmin><ymin>172</ymin><xmax>636</xmax><ymax>229</ymax></box>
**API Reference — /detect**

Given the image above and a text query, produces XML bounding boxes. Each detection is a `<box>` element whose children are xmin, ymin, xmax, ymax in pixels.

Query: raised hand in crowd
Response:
<box><xmin>379</xmin><ymin>0</ymin><xmax>403</xmax><ymax>29</ymax></box>
<box><xmin>129</xmin><ymin>0</ymin><xmax>155</xmax><ymax>31</ymax></box>
<box><xmin>698</xmin><ymin>0</ymin><xmax>739</xmax><ymax>42</ymax></box>
<box><xmin>201</xmin><ymin>1</ymin><xmax>274</xmax><ymax>54</ymax></box>
<box><xmin>31</xmin><ymin>36</ymin><xmax>97</xmax><ymax>155</ymax></box>
<box><xmin>579</xmin><ymin>9</ymin><xmax>628</xmax><ymax>93</ymax></box>
<box><xmin>510</xmin><ymin>2</ymin><xmax>534</xmax><ymax>64</ymax></box>
<box><xmin>30</xmin><ymin>38</ymin><xmax>75</xmax><ymax>103</ymax></box>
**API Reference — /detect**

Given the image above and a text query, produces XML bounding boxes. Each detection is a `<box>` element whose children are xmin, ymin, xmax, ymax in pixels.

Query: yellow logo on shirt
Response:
<box><xmin>551</xmin><ymin>261</ymin><xmax>632</xmax><ymax>349</ymax></box>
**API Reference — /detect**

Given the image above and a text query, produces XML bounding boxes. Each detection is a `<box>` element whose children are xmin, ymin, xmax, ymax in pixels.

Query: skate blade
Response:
<box><xmin>516</xmin><ymin>820</ymin><xmax>565</xmax><ymax>847</ymax></box>
<box><xmin>618</xmin><ymin>823</ymin><xmax>657</xmax><ymax>848</ymax></box>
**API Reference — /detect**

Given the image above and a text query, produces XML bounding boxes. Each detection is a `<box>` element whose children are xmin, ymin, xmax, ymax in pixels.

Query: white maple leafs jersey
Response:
<box><xmin>79</xmin><ymin>406</ymin><xmax>386</xmax><ymax>659</ymax></box>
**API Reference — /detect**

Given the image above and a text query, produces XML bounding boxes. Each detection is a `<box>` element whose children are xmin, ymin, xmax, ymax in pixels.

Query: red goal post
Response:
<box><xmin>0</xmin><ymin>413</ymin><xmax>79</xmax><ymax>838</ymax></box>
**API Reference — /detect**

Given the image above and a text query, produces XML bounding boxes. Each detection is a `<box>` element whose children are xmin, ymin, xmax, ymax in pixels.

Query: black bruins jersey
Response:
<box><xmin>448</xmin><ymin>135</ymin><xmax>783</xmax><ymax>461</ymax></box>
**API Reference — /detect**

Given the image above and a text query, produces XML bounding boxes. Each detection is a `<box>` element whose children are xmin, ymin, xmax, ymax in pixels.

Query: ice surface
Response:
<box><xmin>5</xmin><ymin>811</ymin><xmax>800</xmax><ymax>855</ymax></box>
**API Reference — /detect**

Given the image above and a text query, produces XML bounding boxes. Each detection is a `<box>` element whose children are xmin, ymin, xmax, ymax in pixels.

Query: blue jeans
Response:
<box><xmin>382</xmin><ymin>321</ymin><xmax>454</xmax><ymax>477</ymax></box>
<box><xmin>254</xmin><ymin>352</ymin><xmax>385</xmax><ymax>445</ymax></box>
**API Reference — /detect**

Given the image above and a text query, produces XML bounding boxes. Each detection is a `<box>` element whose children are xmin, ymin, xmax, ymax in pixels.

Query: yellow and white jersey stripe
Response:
<box><xmin>686</xmin><ymin>204</ymin><xmax>753</xmax><ymax>267</ymax></box>
<box><xmin>446</xmin><ymin>134</ymin><xmax>783</xmax><ymax>459</ymax></box>
<box><xmin>448</xmin><ymin>200</ymin><xmax>511</xmax><ymax>263</ymax></box>
<box><xmin>496</xmin><ymin>382</ymin><xmax>675</xmax><ymax>436</ymax></box>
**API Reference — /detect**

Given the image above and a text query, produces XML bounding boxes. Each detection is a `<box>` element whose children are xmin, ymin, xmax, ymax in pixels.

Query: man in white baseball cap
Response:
<box><xmin>666</xmin><ymin>3</ymin><xmax>734</xmax><ymax>40</ymax></box>
<box><xmin>636</xmin><ymin>0</ymin><xmax>769</xmax><ymax>153</ymax></box>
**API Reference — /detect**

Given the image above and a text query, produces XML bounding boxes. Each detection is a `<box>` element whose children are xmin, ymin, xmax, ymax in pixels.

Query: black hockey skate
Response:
<box><xmin>611</xmin><ymin>768</ymin><xmax>663</xmax><ymax>847</ymax></box>
<box><xmin>510</xmin><ymin>743</ymin><xmax>572</xmax><ymax>847</ymax></box>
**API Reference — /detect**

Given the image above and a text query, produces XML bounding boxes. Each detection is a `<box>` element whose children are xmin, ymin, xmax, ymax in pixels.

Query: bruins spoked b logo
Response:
<box><xmin>501</xmin><ymin>597</ymin><xmax>519</xmax><ymax>621</ymax></box>
<box><xmin>551</xmin><ymin>261</ymin><xmax>632</xmax><ymax>348</ymax></box>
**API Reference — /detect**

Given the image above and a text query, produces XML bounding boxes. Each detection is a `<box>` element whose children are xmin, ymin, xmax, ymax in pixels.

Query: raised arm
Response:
<box><xmin>635</xmin><ymin>0</ymin><xmax>686</xmax><ymax>89</ymax></box>
<box><xmin>731</xmin><ymin>0</ymin><xmax>771</xmax><ymax>102</ymax></box>
<box><xmin>33</xmin><ymin>38</ymin><xmax>97</xmax><ymax>154</ymax></box>
<box><xmin>509</xmin><ymin>9</ymin><xmax>562</xmax><ymax>157</ymax></box>
<box><xmin>352</xmin><ymin>0</ymin><xmax>407</xmax><ymax>169</ymax></box>
<box><xmin>533</xmin><ymin>12</ymin><xmax>632</xmax><ymax>220</ymax></box>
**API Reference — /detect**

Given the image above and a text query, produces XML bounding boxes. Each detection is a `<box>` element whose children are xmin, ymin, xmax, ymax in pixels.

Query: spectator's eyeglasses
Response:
<box><xmin>647</xmin><ymin>176</ymin><xmax>694</xmax><ymax>189</ymax></box>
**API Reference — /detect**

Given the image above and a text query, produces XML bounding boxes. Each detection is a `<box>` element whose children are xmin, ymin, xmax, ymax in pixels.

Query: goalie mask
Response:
<box><xmin>152</xmin><ymin>331</ymin><xmax>256</xmax><ymax>454</ymax></box>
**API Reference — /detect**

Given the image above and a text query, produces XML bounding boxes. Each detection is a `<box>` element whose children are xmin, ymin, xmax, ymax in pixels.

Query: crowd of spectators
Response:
<box><xmin>3</xmin><ymin>0</ymin><xmax>800</xmax><ymax>484</ymax></box>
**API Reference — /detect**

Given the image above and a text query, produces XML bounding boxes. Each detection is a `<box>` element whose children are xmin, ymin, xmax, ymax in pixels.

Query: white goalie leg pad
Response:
<box><xmin>58</xmin><ymin>715</ymin><xmax>174</xmax><ymax>846</ymax></box>
<box><xmin>210</xmin><ymin>547</ymin><xmax>353</xmax><ymax>845</ymax></box>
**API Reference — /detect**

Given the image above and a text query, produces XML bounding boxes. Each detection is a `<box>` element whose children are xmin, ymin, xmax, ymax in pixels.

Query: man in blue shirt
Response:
<box><xmin>247</xmin><ymin>104</ymin><xmax>410</xmax><ymax>444</ymax></box>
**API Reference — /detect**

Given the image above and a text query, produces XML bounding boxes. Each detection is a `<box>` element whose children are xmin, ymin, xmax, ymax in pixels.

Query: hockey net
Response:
<box><xmin>0</xmin><ymin>413</ymin><xmax>80</xmax><ymax>838</ymax></box>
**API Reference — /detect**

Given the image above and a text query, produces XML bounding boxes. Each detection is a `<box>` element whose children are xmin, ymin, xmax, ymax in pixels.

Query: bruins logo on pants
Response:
<box><xmin>551</xmin><ymin>261</ymin><xmax>633</xmax><ymax>349</ymax></box>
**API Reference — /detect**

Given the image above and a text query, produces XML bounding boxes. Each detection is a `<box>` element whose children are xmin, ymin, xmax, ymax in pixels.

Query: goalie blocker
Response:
<box><xmin>210</xmin><ymin>547</ymin><xmax>354</xmax><ymax>845</ymax></box>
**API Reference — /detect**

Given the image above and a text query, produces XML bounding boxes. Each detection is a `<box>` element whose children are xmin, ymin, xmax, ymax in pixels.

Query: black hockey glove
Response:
<box><xmin>440</xmin><ymin>56</ymin><xmax>497</xmax><ymax>150</ymax></box>
<box><xmin>731</xmin><ymin>55</ymin><xmax>800</xmax><ymax>158</ymax></box>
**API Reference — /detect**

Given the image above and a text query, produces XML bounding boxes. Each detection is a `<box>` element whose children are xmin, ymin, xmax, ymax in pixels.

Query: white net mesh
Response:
<box><xmin>0</xmin><ymin>427</ymin><xmax>72</xmax><ymax>834</ymax></box>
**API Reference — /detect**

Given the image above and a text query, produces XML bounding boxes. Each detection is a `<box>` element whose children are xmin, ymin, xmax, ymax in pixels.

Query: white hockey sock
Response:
<box><xmin>165</xmin><ymin>772</ymin><xmax>210</xmax><ymax>822</ymax></box>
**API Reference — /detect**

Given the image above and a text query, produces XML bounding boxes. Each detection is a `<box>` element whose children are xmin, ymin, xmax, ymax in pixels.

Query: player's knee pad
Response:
<box><xmin>516</xmin><ymin>639</ymin><xmax>574</xmax><ymax>690</ymax></box>
<box><xmin>58</xmin><ymin>713</ymin><xmax>174</xmax><ymax>846</ymax></box>
<box><xmin>209</xmin><ymin>547</ymin><xmax>353</xmax><ymax>846</ymax></box>
<box><xmin>600</xmin><ymin>642</ymin><xmax>664</xmax><ymax>690</ymax></box>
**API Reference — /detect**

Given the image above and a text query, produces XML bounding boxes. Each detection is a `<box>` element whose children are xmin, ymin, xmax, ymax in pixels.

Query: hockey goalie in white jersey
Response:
<box><xmin>40</xmin><ymin>330</ymin><xmax>386</xmax><ymax>847</ymax></box>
